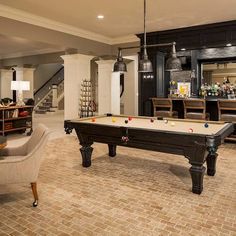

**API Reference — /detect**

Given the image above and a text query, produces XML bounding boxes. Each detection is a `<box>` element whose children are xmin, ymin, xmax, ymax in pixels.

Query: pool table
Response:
<box><xmin>64</xmin><ymin>114</ymin><xmax>234</xmax><ymax>194</ymax></box>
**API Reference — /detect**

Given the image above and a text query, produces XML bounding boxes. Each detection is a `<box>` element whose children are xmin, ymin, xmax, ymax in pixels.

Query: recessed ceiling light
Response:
<box><xmin>226</xmin><ymin>43</ymin><xmax>232</xmax><ymax>47</ymax></box>
<box><xmin>181</xmin><ymin>48</ymin><xmax>186</xmax><ymax>51</ymax></box>
<box><xmin>97</xmin><ymin>15</ymin><xmax>104</xmax><ymax>19</ymax></box>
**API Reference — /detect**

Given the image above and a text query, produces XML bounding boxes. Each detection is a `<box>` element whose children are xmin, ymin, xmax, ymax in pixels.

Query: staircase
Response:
<box><xmin>35</xmin><ymin>94</ymin><xmax>53</xmax><ymax>114</ymax></box>
<box><xmin>34</xmin><ymin>67</ymin><xmax>64</xmax><ymax>114</ymax></box>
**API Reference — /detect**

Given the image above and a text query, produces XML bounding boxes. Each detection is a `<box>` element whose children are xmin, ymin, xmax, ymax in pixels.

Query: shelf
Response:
<box><xmin>0</xmin><ymin>105</ymin><xmax>34</xmax><ymax>110</ymax></box>
<box><xmin>0</xmin><ymin>126</ymin><xmax>30</xmax><ymax>133</ymax></box>
<box><xmin>0</xmin><ymin>116</ymin><xmax>32</xmax><ymax>121</ymax></box>
<box><xmin>0</xmin><ymin>105</ymin><xmax>33</xmax><ymax>136</ymax></box>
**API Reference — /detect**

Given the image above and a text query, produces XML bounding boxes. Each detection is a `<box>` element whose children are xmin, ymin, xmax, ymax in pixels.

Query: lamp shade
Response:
<box><xmin>11</xmin><ymin>81</ymin><xmax>30</xmax><ymax>91</ymax></box>
<box><xmin>113</xmin><ymin>49</ymin><xmax>127</xmax><ymax>72</ymax></box>
<box><xmin>138</xmin><ymin>58</ymin><xmax>153</xmax><ymax>73</ymax></box>
<box><xmin>113</xmin><ymin>60</ymin><xmax>127</xmax><ymax>72</ymax></box>
<box><xmin>165</xmin><ymin>43</ymin><xmax>182</xmax><ymax>71</ymax></box>
<box><xmin>166</xmin><ymin>56</ymin><xmax>182</xmax><ymax>71</ymax></box>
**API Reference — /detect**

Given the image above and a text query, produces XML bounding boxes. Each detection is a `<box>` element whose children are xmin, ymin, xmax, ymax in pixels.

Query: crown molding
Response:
<box><xmin>0</xmin><ymin>4</ymin><xmax>114</xmax><ymax>44</ymax></box>
<box><xmin>110</xmin><ymin>35</ymin><xmax>140</xmax><ymax>45</ymax></box>
<box><xmin>0</xmin><ymin>48</ymin><xmax>62</xmax><ymax>60</ymax></box>
<box><xmin>0</xmin><ymin>4</ymin><xmax>139</xmax><ymax>45</ymax></box>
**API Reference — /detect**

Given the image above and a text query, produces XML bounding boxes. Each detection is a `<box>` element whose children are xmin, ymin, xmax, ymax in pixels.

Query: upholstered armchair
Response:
<box><xmin>0</xmin><ymin>124</ymin><xmax>50</xmax><ymax>207</ymax></box>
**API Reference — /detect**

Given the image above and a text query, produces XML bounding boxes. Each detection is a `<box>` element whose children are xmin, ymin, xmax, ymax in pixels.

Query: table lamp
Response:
<box><xmin>11</xmin><ymin>81</ymin><xmax>30</xmax><ymax>106</ymax></box>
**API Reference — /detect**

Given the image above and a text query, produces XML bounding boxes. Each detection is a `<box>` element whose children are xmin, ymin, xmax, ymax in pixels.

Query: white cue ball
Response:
<box><xmin>171</xmin><ymin>122</ymin><xmax>175</xmax><ymax>126</ymax></box>
<box><xmin>164</xmin><ymin>119</ymin><xmax>168</xmax><ymax>124</ymax></box>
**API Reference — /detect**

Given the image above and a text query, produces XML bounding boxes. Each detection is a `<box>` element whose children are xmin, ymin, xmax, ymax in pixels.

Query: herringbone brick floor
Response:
<box><xmin>0</xmin><ymin>136</ymin><xmax>235</xmax><ymax>236</ymax></box>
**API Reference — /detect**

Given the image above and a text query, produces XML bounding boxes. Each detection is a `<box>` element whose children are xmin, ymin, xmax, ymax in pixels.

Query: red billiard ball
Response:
<box><xmin>92</xmin><ymin>118</ymin><xmax>96</xmax><ymax>122</ymax></box>
<box><xmin>128</xmin><ymin>117</ymin><xmax>132</xmax><ymax>121</ymax></box>
<box><xmin>150</xmin><ymin>118</ymin><xmax>154</xmax><ymax>123</ymax></box>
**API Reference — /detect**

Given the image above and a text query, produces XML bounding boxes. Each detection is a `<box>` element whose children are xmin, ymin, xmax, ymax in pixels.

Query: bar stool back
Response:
<box><xmin>183</xmin><ymin>99</ymin><xmax>209</xmax><ymax>120</ymax></box>
<box><xmin>218</xmin><ymin>100</ymin><xmax>236</xmax><ymax>122</ymax></box>
<box><xmin>151</xmin><ymin>98</ymin><xmax>178</xmax><ymax>118</ymax></box>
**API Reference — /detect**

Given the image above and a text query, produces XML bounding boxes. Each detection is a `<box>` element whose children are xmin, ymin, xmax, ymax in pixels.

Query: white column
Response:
<box><xmin>0</xmin><ymin>69</ymin><xmax>14</xmax><ymax>99</ymax></box>
<box><xmin>61</xmin><ymin>54</ymin><xmax>93</xmax><ymax>120</ymax></box>
<box><xmin>111</xmin><ymin>72</ymin><xmax>121</xmax><ymax>114</ymax></box>
<box><xmin>23</xmin><ymin>68</ymin><xmax>35</xmax><ymax>99</ymax></box>
<box><xmin>123</xmin><ymin>55</ymin><xmax>139</xmax><ymax>116</ymax></box>
<box><xmin>14</xmin><ymin>67</ymin><xmax>23</xmax><ymax>101</ymax></box>
<box><xmin>52</xmin><ymin>84</ymin><xmax>58</xmax><ymax>109</ymax></box>
<box><xmin>96</xmin><ymin>60</ymin><xmax>121</xmax><ymax>115</ymax></box>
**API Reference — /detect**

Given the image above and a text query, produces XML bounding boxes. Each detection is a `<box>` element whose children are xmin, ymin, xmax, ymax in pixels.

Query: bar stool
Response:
<box><xmin>218</xmin><ymin>99</ymin><xmax>236</xmax><ymax>122</ymax></box>
<box><xmin>151</xmin><ymin>98</ymin><xmax>178</xmax><ymax>118</ymax></box>
<box><xmin>183</xmin><ymin>99</ymin><xmax>210</xmax><ymax>120</ymax></box>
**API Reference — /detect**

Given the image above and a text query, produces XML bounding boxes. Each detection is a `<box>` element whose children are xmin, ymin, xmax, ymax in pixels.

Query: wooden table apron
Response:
<box><xmin>64</xmin><ymin>120</ymin><xmax>234</xmax><ymax>194</ymax></box>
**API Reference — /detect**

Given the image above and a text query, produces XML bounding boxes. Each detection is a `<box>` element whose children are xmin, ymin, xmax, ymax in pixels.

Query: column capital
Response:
<box><xmin>96</xmin><ymin>60</ymin><xmax>116</xmax><ymax>66</ymax></box>
<box><xmin>61</xmin><ymin>54</ymin><xmax>94</xmax><ymax>62</ymax></box>
<box><xmin>0</xmin><ymin>69</ymin><xmax>14</xmax><ymax>73</ymax></box>
<box><xmin>23</xmin><ymin>68</ymin><xmax>36</xmax><ymax>73</ymax></box>
<box><xmin>12</xmin><ymin>67</ymin><xmax>35</xmax><ymax>72</ymax></box>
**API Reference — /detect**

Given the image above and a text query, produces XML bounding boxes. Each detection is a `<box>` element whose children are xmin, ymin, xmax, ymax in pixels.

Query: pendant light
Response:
<box><xmin>113</xmin><ymin>48</ymin><xmax>127</xmax><ymax>72</ymax></box>
<box><xmin>138</xmin><ymin>0</ymin><xmax>153</xmax><ymax>73</ymax></box>
<box><xmin>165</xmin><ymin>42</ymin><xmax>182</xmax><ymax>71</ymax></box>
<box><xmin>113</xmin><ymin>0</ymin><xmax>182</xmax><ymax>73</ymax></box>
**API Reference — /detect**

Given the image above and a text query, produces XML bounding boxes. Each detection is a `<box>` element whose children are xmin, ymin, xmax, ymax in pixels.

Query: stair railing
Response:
<box><xmin>34</xmin><ymin>67</ymin><xmax>64</xmax><ymax>106</ymax></box>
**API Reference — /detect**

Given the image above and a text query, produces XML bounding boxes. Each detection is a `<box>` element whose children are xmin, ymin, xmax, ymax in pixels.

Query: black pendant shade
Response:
<box><xmin>165</xmin><ymin>43</ymin><xmax>182</xmax><ymax>71</ymax></box>
<box><xmin>113</xmin><ymin>49</ymin><xmax>127</xmax><ymax>72</ymax></box>
<box><xmin>138</xmin><ymin>48</ymin><xmax>153</xmax><ymax>72</ymax></box>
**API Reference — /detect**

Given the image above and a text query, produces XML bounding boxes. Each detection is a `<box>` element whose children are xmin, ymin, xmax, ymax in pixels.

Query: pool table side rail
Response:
<box><xmin>68</xmin><ymin>114</ymin><xmax>227</xmax><ymax>125</ymax></box>
<box><xmin>66</xmin><ymin>120</ymin><xmax>219</xmax><ymax>153</ymax></box>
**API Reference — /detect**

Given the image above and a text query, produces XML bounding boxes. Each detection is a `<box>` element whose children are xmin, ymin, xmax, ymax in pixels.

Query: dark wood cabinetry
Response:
<box><xmin>137</xmin><ymin>21</ymin><xmax>236</xmax><ymax>116</ymax></box>
<box><xmin>0</xmin><ymin>105</ymin><xmax>34</xmax><ymax>136</ymax></box>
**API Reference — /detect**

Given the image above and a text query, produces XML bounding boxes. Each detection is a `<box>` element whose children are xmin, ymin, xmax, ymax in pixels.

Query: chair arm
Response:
<box><xmin>0</xmin><ymin>144</ymin><xmax>27</xmax><ymax>156</ymax></box>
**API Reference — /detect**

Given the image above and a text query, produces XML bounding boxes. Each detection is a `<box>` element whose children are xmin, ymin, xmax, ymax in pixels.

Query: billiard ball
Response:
<box><xmin>128</xmin><ymin>117</ymin><xmax>132</xmax><ymax>121</ymax></box>
<box><xmin>92</xmin><ymin>118</ymin><xmax>96</xmax><ymax>122</ymax></box>
<box><xmin>112</xmin><ymin>118</ymin><xmax>116</xmax><ymax>123</ymax></box>
<box><xmin>125</xmin><ymin>120</ymin><xmax>128</xmax><ymax>124</ymax></box>
<box><xmin>188</xmin><ymin>128</ymin><xmax>193</xmax><ymax>133</ymax></box>
<box><xmin>164</xmin><ymin>119</ymin><xmax>168</xmax><ymax>124</ymax></box>
<box><xmin>171</xmin><ymin>122</ymin><xmax>175</xmax><ymax>126</ymax></box>
<box><xmin>150</xmin><ymin>118</ymin><xmax>154</xmax><ymax>123</ymax></box>
<box><xmin>204</xmin><ymin>123</ymin><xmax>209</xmax><ymax>128</ymax></box>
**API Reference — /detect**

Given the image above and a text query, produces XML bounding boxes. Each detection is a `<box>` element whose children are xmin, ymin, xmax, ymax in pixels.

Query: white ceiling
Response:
<box><xmin>0</xmin><ymin>0</ymin><xmax>235</xmax><ymax>59</ymax></box>
<box><xmin>0</xmin><ymin>0</ymin><xmax>236</xmax><ymax>40</ymax></box>
<box><xmin>0</xmin><ymin>34</ymin><xmax>64</xmax><ymax>59</ymax></box>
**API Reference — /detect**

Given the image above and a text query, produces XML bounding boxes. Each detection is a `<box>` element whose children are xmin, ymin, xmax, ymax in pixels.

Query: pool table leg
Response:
<box><xmin>206</xmin><ymin>147</ymin><xmax>218</xmax><ymax>176</ymax></box>
<box><xmin>80</xmin><ymin>145</ymin><xmax>93</xmax><ymax>167</ymax></box>
<box><xmin>108</xmin><ymin>144</ymin><xmax>116</xmax><ymax>157</ymax></box>
<box><xmin>189</xmin><ymin>165</ymin><xmax>206</xmax><ymax>194</ymax></box>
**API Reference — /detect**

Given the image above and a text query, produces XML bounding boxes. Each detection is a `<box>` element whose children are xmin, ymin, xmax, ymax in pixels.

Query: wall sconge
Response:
<box><xmin>11</xmin><ymin>81</ymin><xmax>30</xmax><ymax>106</ymax></box>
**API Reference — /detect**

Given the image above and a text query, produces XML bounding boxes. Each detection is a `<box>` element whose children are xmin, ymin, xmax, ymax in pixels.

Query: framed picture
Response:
<box><xmin>177</xmin><ymin>82</ymin><xmax>191</xmax><ymax>97</ymax></box>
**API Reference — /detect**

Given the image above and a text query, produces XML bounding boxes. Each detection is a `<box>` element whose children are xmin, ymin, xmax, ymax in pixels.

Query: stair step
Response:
<box><xmin>35</xmin><ymin>109</ymin><xmax>47</xmax><ymax>114</ymax></box>
<box><xmin>38</xmin><ymin>105</ymin><xmax>50</xmax><ymax>109</ymax></box>
<box><xmin>43</xmin><ymin>102</ymin><xmax>52</xmax><ymax>106</ymax></box>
